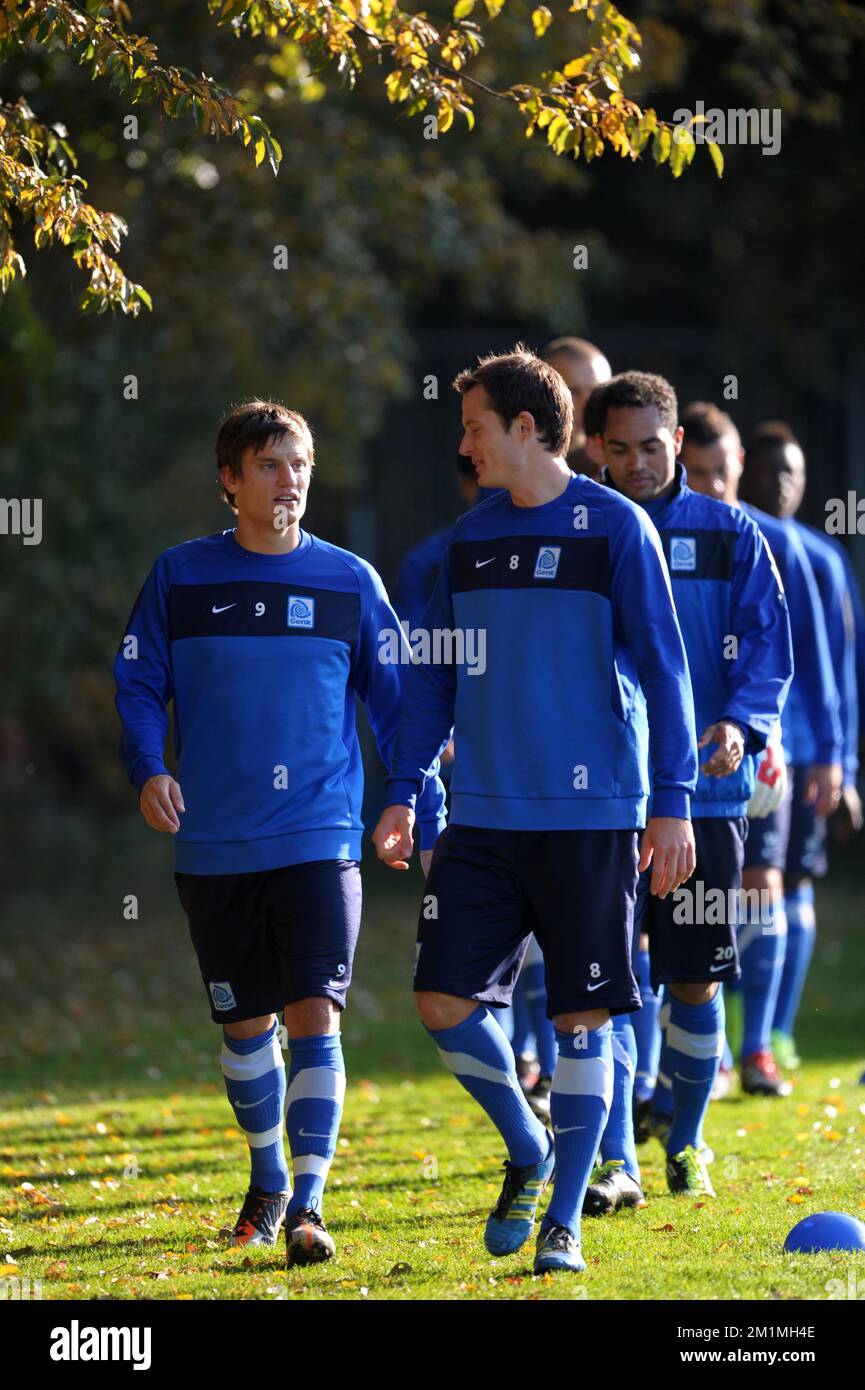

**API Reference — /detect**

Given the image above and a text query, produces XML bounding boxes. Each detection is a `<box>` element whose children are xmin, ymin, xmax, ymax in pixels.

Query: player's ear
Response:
<box><xmin>516</xmin><ymin>409</ymin><xmax>535</xmax><ymax>439</ymax></box>
<box><xmin>220</xmin><ymin>462</ymin><xmax>240</xmax><ymax>500</ymax></box>
<box><xmin>673</xmin><ymin>424</ymin><xmax>685</xmax><ymax>455</ymax></box>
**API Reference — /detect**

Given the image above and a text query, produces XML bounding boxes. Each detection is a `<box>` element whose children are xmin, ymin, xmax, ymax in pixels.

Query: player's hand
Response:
<box><xmin>747</xmin><ymin>741</ymin><xmax>788</xmax><ymax>819</ymax></box>
<box><xmin>828</xmin><ymin>783</ymin><xmax>864</xmax><ymax>844</ymax></box>
<box><xmin>639</xmin><ymin>817</ymin><xmax>696</xmax><ymax>899</ymax></box>
<box><xmin>372</xmin><ymin>804</ymin><xmax>415</xmax><ymax>871</ymax></box>
<box><xmin>698</xmin><ymin>720</ymin><xmax>745</xmax><ymax>778</ymax></box>
<box><xmin>140</xmin><ymin>774</ymin><xmax>185</xmax><ymax>833</ymax></box>
<box><xmin>804</xmin><ymin>762</ymin><xmax>843</xmax><ymax>818</ymax></box>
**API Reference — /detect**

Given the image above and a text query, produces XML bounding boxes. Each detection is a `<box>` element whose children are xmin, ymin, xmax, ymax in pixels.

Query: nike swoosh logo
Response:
<box><xmin>298</xmin><ymin>1129</ymin><xmax>332</xmax><ymax>1139</ymax></box>
<box><xmin>212</xmin><ymin>603</ymin><xmax>236</xmax><ymax>613</ymax></box>
<box><xmin>673</xmin><ymin>1072</ymin><xmax>707</xmax><ymax>1085</ymax></box>
<box><xmin>474</xmin><ymin>558</ymin><xmax>495</xmax><ymax>568</ymax></box>
<box><xmin>586</xmin><ymin>979</ymin><xmax>611</xmax><ymax>992</ymax></box>
<box><xmin>553</xmin><ymin>1125</ymin><xmax>586</xmax><ymax>1134</ymax></box>
<box><xmin>235</xmin><ymin>1092</ymin><xmax>277</xmax><ymax>1109</ymax></box>
<box><xmin>709</xmin><ymin>963</ymin><xmax>729</xmax><ymax>973</ymax></box>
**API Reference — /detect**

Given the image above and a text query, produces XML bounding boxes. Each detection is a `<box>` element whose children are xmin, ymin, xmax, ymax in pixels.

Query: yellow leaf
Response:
<box><xmin>707</xmin><ymin>140</ymin><xmax>724</xmax><ymax>177</ymax></box>
<box><xmin>532</xmin><ymin>6</ymin><xmax>552</xmax><ymax>37</ymax></box>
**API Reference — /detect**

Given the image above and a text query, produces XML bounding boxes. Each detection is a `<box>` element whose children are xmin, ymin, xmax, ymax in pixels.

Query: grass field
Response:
<box><xmin>2</xmin><ymin>823</ymin><xmax>864</xmax><ymax>1302</ymax></box>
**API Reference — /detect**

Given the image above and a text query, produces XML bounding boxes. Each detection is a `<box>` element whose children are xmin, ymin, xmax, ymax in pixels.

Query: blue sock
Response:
<box><xmin>632</xmin><ymin>945</ymin><xmax>661</xmax><ymax>1102</ymax></box>
<box><xmin>601</xmin><ymin>1016</ymin><xmax>640</xmax><ymax>1181</ymax></box>
<box><xmin>546</xmin><ymin>1021</ymin><xmax>614</xmax><ymax>1240</ymax></box>
<box><xmin>284</xmin><ymin>1033</ymin><xmax>345</xmax><ymax>1218</ymax></box>
<box><xmin>651</xmin><ymin>989</ymin><xmax>673</xmax><ymax>1119</ymax></box>
<box><xmin>221</xmin><ymin>1022</ymin><xmax>290</xmax><ymax>1194</ymax></box>
<box><xmin>774</xmin><ymin>884</ymin><xmax>816</xmax><ymax>1039</ymax></box>
<box><xmin>509</xmin><ymin>973</ymin><xmax>534</xmax><ymax>1060</ymax></box>
<box><xmin>738</xmin><ymin>895</ymin><xmax>787</xmax><ymax>1056</ymax></box>
<box><xmin>522</xmin><ymin>940</ymin><xmax>557</xmax><ymax>1077</ymax></box>
<box><xmin>428</xmin><ymin>1006</ymin><xmax>549</xmax><ymax>1166</ymax></box>
<box><xmin>666</xmin><ymin>993</ymin><xmax>725</xmax><ymax>1156</ymax></box>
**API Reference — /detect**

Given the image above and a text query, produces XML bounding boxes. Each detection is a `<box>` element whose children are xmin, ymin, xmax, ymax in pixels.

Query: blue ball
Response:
<box><xmin>784</xmin><ymin>1212</ymin><xmax>865</xmax><ymax>1254</ymax></box>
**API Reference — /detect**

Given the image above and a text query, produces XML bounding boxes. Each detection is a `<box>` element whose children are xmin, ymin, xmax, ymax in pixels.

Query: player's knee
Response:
<box><xmin>554</xmin><ymin>1008</ymin><xmax>610</xmax><ymax>1034</ymax></box>
<box><xmin>669</xmin><ymin>981</ymin><xmax>717</xmax><ymax>1006</ymax></box>
<box><xmin>283</xmin><ymin>997</ymin><xmax>340</xmax><ymax>1038</ymax></box>
<box><xmin>223</xmin><ymin>1013</ymin><xmax>277</xmax><ymax>1041</ymax></box>
<box><xmin>415</xmin><ymin>991</ymin><xmax>475</xmax><ymax>1031</ymax></box>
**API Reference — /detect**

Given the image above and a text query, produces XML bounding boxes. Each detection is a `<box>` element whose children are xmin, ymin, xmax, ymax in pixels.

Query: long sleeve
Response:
<box><xmin>722</xmin><ymin>523</ymin><xmax>794</xmax><ymax>752</ymax></box>
<box><xmin>784</xmin><ymin>529</ymin><xmax>842</xmax><ymax>766</ymax></box>
<box><xmin>113</xmin><ymin>558</ymin><xmax>174</xmax><ymax>794</ymax></box>
<box><xmin>608</xmin><ymin>506</ymin><xmax>698</xmax><ymax>819</ymax></box>
<box><xmin>385</xmin><ymin>560</ymin><xmax>458</xmax><ymax>812</ymax></box>
<box><xmin>351</xmin><ymin>565</ymin><xmax>447</xmax><ymax>848</ymax></box>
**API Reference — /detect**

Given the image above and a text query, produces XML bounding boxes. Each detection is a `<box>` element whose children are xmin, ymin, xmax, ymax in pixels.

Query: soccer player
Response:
<box><xmin>682</xmin><ymin>404</ymin><xmax>843</xmax><ymax>1084</ymax></box>
<box><xmin>741</xmin><ymin>424</ymin><xmax>851</xmax><ymax>1068</ymax></box>
<box><xmin>114</xmin><ymin>400</ymin><xmax>445</xmax><ymax>1267</ymax></box>
<box><xmin>588</xmin><ymin>377</ymin><xmax>793</xmax><ymax>1211</ymax></box>
<box><xmin>397</xmin><ymin>456</ymin><xmax>556</xmax><ymax>1117</ymax></box>
<box><xmin>372</xmin><ymin>346</ymin><xmax>698</xmax><ymax>1273</ymax></box>
<box><xmin>543</xmin><ymin>337</ymin><xmax>612</xmax><ymax>480</ymax></box>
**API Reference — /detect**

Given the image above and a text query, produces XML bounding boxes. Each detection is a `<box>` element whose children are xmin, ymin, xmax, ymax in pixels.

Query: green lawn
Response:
<box><xmin>2</xmin><ymin>830</ymin><xmax>864</xmax><ymax>1301</ymax></box>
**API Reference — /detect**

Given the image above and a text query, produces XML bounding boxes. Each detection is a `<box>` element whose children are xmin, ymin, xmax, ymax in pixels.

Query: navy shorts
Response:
<box><xmin>743</xmin><ymin>781</ymin><xmax>792</xmax><ymax>872</ymax></box>
<box><xmin>414</xmin><ymin>825</ymin><xmax>641</xmax><ymax>1018</ymax></box>
<box><xmin>175</xmin><ymin>860</ymin><xmax>362</xmax><ymax>1023</ymax></box>
<box><xmin>638</xmin><ymin>817</ymin><xmax>746</xmax><ymax>991</ymax></box>
<box><xmin>786</xmin><ymin>764</ymin><xmax>828</xmax><ymax>881</ymax></box>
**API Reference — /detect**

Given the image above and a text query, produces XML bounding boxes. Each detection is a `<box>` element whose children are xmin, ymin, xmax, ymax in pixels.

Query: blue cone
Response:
<box><xmin>784</xmin><ymin>1212</ymin><xmax>865</xmax><ymax>1254</ymax></box>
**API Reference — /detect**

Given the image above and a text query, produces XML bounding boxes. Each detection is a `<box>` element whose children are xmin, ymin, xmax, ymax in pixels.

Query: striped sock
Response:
<box><xmin>284</xmin><ymin>1032</ymin><xmax>345</xmax><ymax>1218</ymax></box>
<box><xmin>738</xmin><ymin>897</ymin><xmax>787</xmax><ymax>1056</ymax></box>
<box><xmin>651</xmin><ymin>990</ymin><xmax>673</xmax><ymax>1119</ymax></box>
<box><xmin>428</xmin><ymin>1006</ymin><xmax>549</xmax><ymax>1166</ymax></box>
<box><xmin>633</xmin><ymin>945</ymin><xmax>661</xmax><ymax>1102</ymax></box>
<box><xmin>601</xmin><ymin>1016</ymin><xmax>640</xmax><ymax>1181</ymax></box>
<box><xmin>774</xmin><ymin>884</ymin><xmax>816</xmax><ymax>1039</ymax></box>
<box><xmin>221</xmin><ymin>1022</ymin><xmax>290</xmax><ymax>1194</ymax></box>
<box><xmin>546</xmin><ymin>1021</ymin><xmax>614</xmax><ymax>1240</ymax></box>
<box><xmin>666</xmin><ymin>993</ymin><xmax>725</xmax><ymax>1156</ymax></box>
<box><xmin>522</xmin><ymin>938</ymin><xmax>557</xmax><ymax>1077</ymax></box>
<box><xmin>509</xmin><ymin>973</ymin><xmax>533</xmax><ymax>1060</ymax></box>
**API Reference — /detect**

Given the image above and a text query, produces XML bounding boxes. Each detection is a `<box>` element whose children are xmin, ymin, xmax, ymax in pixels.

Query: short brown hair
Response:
<box><xmin>215</xmin><ymin>400</ymin><xmax>314</xmax><ymax>512</ymax></box>
<box><xmin>681</xmin><ymin>401</ymin><xmax>741</xmax><ymax>449</ymax></box>
<box><xmin>452</xmin><ymin>343</ymin><xmax>573</xmax><ymax>455</ymax></box>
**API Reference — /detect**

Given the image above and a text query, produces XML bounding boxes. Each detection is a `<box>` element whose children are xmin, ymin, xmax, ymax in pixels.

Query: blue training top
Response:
<box><xmin>795</xmin><ymin>522</ymin><xmax>859</xmax><ymax>785</ymax></box>
<box><xmin>741</xmin><ymin>506</ymin><xmax>842</xmax><ymax>768</ymax></box>
<box><xmin>616</xmin><ymin>463</ymin><xmax>794</xmax><ymax>818</ymax></box>
<box><xmin>114</xmin><ymin>528</ymin><xmax>447</xmax><ymax>874</ymax></box>
<box><xmin>386</xmin><ymin>471</ymin><xmax>698</xmax><ymax>830</ymax></box>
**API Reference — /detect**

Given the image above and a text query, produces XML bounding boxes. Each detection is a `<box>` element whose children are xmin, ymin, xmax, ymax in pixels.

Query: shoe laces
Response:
<box><xmin>542</xmin><ymin>1222</ymin><xmax>574</xmax><ymax>1252</ymax></box>
<box><xmin>677</xmin><ymin>1145</ymin><xmax>705</xmax><ymax>1185</ymax></box>
<box><xmin>493</xmin><ymin>1160</ymin><xmax>530</xmax><ymax>1217</ymax></box>
<box><xmin>291</xmin><ymin>1205</ymin><xmax>326</xmax><ymax>1231</ymax></box>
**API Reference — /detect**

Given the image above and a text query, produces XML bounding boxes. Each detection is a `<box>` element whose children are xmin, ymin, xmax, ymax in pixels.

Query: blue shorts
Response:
<box><xmin>743</xmin><ymin>776</ymin><xmax>792</xmax><ymax>871</ymax></box>
<box><xmin>743</xmin><ymin>767</ymin><xmax>827</xmax><ymax>880</ymax></box>
<box><xmin>176</xmin><ymin>860</ymin><xmax>362</xmax><ymax>1023</ymax></box>
<box><xmin>638</xmin><ymin>817</ymin><xmax>745</xmax><ymax>990</ymax></box>
<box><xmin>414</xmin><ymin>825</ymin><xmax>641</xmax><ymax>1018</ymax></box>
<box><xmin>786</xmin><ymin>764</ymin><xmax>828</xmax><ymax>881</ymax></box>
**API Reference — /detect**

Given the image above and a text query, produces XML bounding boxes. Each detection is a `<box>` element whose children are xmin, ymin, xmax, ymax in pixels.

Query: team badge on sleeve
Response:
<box><xmin>534</xmin><ymin>545</ymin><xmax>562</xmax><ymax>580</ymax></box>
<box><xmin>287</xmin><ymin>595</ymin><xmax>315</xmax><ymax>629</ymax></box>
<box><xmin>669</xmin><ymin>536</ymin><xmax>697</xmax><ymax>572</ymax></box>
